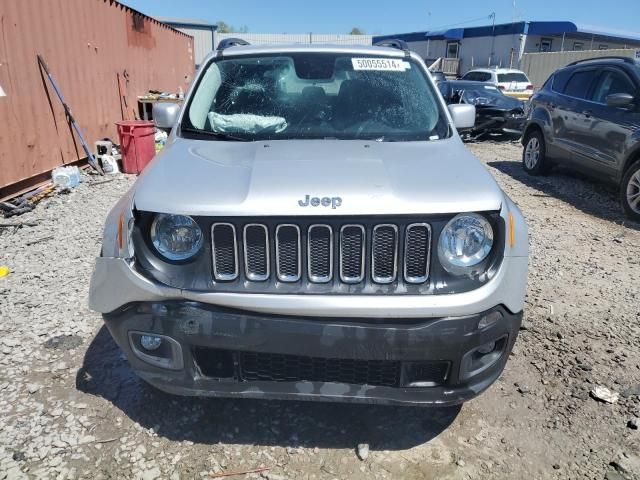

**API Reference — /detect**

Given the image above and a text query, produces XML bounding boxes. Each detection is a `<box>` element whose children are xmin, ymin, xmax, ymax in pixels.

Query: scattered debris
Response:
<box><xmin>0</xmin><ymin>265</ymin><xmax>9</xmax><ymax>278</ymax></box>
<box><xmin>43</xmin><ymin>335</ymin><xmax>83</xmax><ymax>351</ymax></box>
<box><xmin>610</xmin><ymin>453</ymin><xmax>640</xmax><ymax>476</ymax></box>
<box><xmin>356</xmin><ymin>443</ymin><xmax>369</xmax><ymax>461</ymax></box>
<box><xmin>25</xmin><ymin>236</ymin><xmax>54</xmax><ymax>247</ymax></box>
<box><xmin>2</xmin><ymin>184</ymin><xmax>55</xmax><ymax>218</ymax></box>
<box><xmin>52</xmin><ymin>166</ymin><xmax>81</xmax><ymax>189</ymax></box>
<box><xmin>0</xmin><ymin>221</ymin><xmax>39</xmax><ymax>228</ymax></box>
<box><xmin>208</xmin><ymin>466</ymin><xmax>270</xmax><ymax>478</ymax></box>
<box><xmin>591</xmin><ymin>386</ymin><xmax>619</xmax><ymax>404</ymax></box>
<box><xmin>26</xmin><ymin>383</ymin><xmax>41</xmax><ymax>394</ymax></box>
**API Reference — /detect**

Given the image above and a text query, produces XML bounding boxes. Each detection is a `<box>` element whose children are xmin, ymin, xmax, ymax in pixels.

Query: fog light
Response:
<box><xmin>477</xmin><ymin>341</ymin><xmax>496</xmax><ymax>355</ymax></box>
<box><xmin>478</xmin><ymin>311</ymin><xmax>502</xmax><ymax>329</ymax></box>
<box><xmin>140</xmin><ymin>335</ymin><xmax>162</xmax><ymax>351</ymax></box>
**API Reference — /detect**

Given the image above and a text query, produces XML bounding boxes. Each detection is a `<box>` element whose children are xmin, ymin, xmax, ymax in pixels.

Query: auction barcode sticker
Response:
<box><xmin>351</xmin><ymin>58</ymin><xmax>410</xmax><ymax>71</ymax></box>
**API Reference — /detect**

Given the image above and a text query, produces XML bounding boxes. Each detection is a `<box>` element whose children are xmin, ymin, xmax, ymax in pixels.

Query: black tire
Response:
<box><xmin>620</xmin><ymin>160</ymin><xmax>640</xmax><ymax>221</ymax></box>
<box><xmin>522</xmin><ymin>129</ymin><xmax>551</xmax><ymax>175</ymax></box>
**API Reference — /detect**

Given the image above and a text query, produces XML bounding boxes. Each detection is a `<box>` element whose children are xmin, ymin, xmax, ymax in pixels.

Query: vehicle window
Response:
<box><xmin>562</xmin><ymin>70</ymin><xmax>598</xmax><ymax>99</ymax></box>
<box><xmin>462</xmin><ymin>72</ymin><xmax>476</xmax><ymax>81</ymax></box>
<box><xmin>437</xmin><ymin>82</ymin><xmax>451</xmax><ymax>100</ymax></box>
<box><xmin>497</xmin><ymin>73</ymin><xmax>529</xmax><ymax>83</ymax></box>
<box><xmin>551</xmin><ymin>69</ymin><xmax>571</xmax><ymax>93</ymax></box>
<box><xmin>591</xmin><ymin>70</ymin><xmax>636</xmax><ymax>103</ymax></box>
<box><xmin>183</xmin><ymin>53</ymin><xmax>449</xmax><ymax>142</ymax></box>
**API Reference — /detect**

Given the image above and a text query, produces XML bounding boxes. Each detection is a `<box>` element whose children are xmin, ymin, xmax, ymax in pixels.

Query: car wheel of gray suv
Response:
<box><xmin>522</xmin><ymin>130</ymin><xmax>551</xmax><ymax>175</ymax></box>
<box><xmin>621</xmin><ymin>160</ymin><xmax>640</xmax><ymax>221</ymax></box>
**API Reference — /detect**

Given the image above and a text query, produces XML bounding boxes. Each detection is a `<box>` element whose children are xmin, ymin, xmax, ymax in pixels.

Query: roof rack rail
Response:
<box><xmin>567</xmin><ymin>56</ymin><xmax>636</xmax><ymax>66</ymax></box>
<box><xmin>217</xmin><ymin>38</ymin><xmax>250</xmax><ymax>51</ymax></box>
<box><xmin>373</xmin><ymin>39</ymin><xmax>411</xmax><ymax>57</ymax></box>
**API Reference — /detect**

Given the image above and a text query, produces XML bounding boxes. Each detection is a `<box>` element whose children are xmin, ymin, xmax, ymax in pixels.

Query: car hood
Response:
<box><xmin>133</xmin><ymin>137</ymin><xmax>504</xmax><ymax>216</ymax></box>
<box><xmin>471</xmin><ymin>94</ymin><xmax>524</xmax><ymax>111</ymax></box>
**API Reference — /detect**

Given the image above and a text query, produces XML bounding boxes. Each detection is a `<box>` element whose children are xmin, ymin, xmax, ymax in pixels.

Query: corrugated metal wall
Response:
<box><xmin>0</xmin><ymin>0</ymin><xmax>195</xmax><ymax>198</ymax></box>
<box><xmin>521</xmin><ymin>48</ymin><xmax>637</xmax><ymax>87</ymax></box>
<box><xmin>214</xmin><ymin>32</ymin><xmax>373</xmax><ymax>48</ymax></box>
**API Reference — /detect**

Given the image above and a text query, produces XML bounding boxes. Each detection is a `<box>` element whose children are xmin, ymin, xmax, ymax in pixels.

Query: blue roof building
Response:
<box><xmin>373</xmin><ymin>21</ymin><xmax>640</xmax><ymax>76</ymax></box>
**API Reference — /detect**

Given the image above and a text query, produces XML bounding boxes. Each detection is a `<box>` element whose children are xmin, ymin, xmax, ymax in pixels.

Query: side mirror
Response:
<box><xmin>605</xmin><ymin>93</ymin><xmax>634</xmax><ymax>108</ymax></box>
<box><xmin>153</xmin><ymin>102</ymin><xmax>181</xmax><ymax>130</ymax></box>
<box><xmin>448</xmin><ymin>104</ymin><xmax>476</xmax><ymax>130</ymax></box>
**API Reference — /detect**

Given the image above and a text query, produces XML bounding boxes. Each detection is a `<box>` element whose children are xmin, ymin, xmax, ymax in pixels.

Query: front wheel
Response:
<box><xmin>621</xmin><ymin>160</ymin><xmax>640</xmax><ymax>221</ymax></box>
<box><xmin>522</xmin><ymin>130</ymin><xmax>551</xmax><ymax>175</ymax></box>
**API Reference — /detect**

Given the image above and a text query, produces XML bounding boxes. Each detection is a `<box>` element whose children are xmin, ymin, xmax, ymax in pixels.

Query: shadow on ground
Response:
<box><xmin>76</xmin><ymin>327</ymin><xmax>461</xmax><ymax>450</ymax></box>
<box><xmin>488</xmin><ymin>159</ymin><xmax>640</xmax><ymax>231</ymax></box>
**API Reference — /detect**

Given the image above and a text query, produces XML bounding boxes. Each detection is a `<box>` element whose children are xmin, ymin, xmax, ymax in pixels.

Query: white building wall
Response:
<box><xmin>214</xmin><ymin>32</ymin><xmax>372</xmax><ymax>48</ymax></box>
<box><xmin>407</xmin><ymin>35</ymin><xmax>523</xmax><ymax>74</ymax></box>
<box><xmin>524</xmin><ymin>34</ymin><xmax>636</xmax><ymax>53</ymax></box>
<box><xmin>171</xmin><ymin>27</ymin><xmax>214</xmax><ymax>66</ymax></box>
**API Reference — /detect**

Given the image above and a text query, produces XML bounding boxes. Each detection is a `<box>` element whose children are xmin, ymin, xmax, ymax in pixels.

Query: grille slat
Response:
<box><xmin>339</xmin><ymin>225</ymin><xmax>365</xmax><ymax>283</ymax></box>
<box><xmin>276</xmin><ymin>224</ymin><xmax>301</xmax><ymax>282</ymax></box>
<box><xmin>211</xmin><ymin>220</ymin><xmax>432</xmax><ymax>286</ymax></box>
<box><xmin>372</xmin><ymin>224</ymin><xmax>398</xmax><ymax>284</ymax></box>
<box><xmin>404</xmin><ymin>223</ymin><xmax>432</xmax><ymax>284</ymax></box>
<box><xmin>308</xmin><ymin>225</ymin><xmax>333</xmax><ymax>283</ymax></box>
<box><xmin>211</xmin><ymin>223</ymin><xmax>238</xmax><ymax>281</ymax></box>
<box><xmin>244</xmin><ymin>224</ymin><xmax>270</xmax><ymax>281</ymax></box>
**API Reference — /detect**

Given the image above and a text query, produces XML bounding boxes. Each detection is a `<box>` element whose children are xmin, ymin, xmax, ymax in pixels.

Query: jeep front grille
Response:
<box><xmin>404</xmin><ymin>223</ymin><xmax>431</xmax><ymax>284</ymax></box>
<box><xmin>211</xmin><ymin>223</ymin><xmax>238</xmax><ymax>281</ymax></box>
<box><xmin>372</xmin><ymin>224</ymin><xmax>398</xmax><ymax>283</ymax></box>
<box><xmin>210</xmin><ymin>220</ymin><xmax>432</xmax><ymax>288</ymax></box>
<box><xmin>243</xmin><ymin>224</ymin><xmax>269</xmax><ymax>281</ymax></box>
<box><xmin>275</xmin><ymin>225</ymin><xmax>301</xmax><ymax>282</ymax></box>
<box><xmin>307</xmin><ymin>225</ymin><xmax>333</xmax><ymax>283</ymax></box>
<box><xmin>339</xmin><ymin>225</ymin><xmax>365</xmax><ymax>283</ymax></box>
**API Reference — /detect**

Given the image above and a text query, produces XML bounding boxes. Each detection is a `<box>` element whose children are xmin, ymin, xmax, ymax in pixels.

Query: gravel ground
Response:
<box><xmin>1</xmin><ymin>141</ymin><xmax>639</xmax><ymax>480</ymax></box>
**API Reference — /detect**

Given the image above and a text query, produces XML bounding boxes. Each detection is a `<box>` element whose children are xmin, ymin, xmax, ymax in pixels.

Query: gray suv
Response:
<box><xmin>522</xmin><ymin>57</ymin><xmax>640</xmax><ymax>220</ymax></box>
<box><xmin>89</xmin><ymin>41</ymin><xmax>528</xmax><ymax>406</ymax></box>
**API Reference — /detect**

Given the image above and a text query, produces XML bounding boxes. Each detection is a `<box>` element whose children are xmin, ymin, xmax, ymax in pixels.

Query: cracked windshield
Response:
<box><xmin>184</xmin><ymin>53</ymin><xmax>449</xmax><ymax>141</ymax></box>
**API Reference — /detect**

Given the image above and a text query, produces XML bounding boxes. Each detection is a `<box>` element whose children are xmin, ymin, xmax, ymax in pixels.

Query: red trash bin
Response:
<box><xmin>116</xmin><ymin>120</ymin><xmax>156</xmax><ymax>174</ymax></box>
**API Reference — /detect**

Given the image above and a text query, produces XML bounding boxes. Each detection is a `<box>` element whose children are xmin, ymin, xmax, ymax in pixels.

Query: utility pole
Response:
<box><xmin>489</xmin><ymin>12</ymin><xmax>496</xmax><ymax>66</ymax></box>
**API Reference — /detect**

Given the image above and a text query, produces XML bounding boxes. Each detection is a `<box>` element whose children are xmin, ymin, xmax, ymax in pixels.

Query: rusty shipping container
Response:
<box><xmin>0</xmin><ymin>0</ymin><xmax>195</xmax><ymax>198</ymax></box>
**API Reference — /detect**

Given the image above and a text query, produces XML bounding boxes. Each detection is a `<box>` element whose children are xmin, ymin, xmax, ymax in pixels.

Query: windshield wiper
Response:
<box><xmin>181</xmin><ymin>127</ymin><xmax>251</xmax><ymax>142</ymax></box>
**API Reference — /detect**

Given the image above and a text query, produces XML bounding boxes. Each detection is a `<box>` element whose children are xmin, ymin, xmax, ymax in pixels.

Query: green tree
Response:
<box><xmin>216</xmin><ymin>21</ymin><xmax>249</xmax><ymax>33</ymax></box>
<box><xmin>349</xmin><ymin>27</ymin><xmax>365</xmax><ymax>35</ymax></box>
<box><xmin>216</xmin><ymin>21</ymin><xmax>232</xmax><ymax>33</ymax></box>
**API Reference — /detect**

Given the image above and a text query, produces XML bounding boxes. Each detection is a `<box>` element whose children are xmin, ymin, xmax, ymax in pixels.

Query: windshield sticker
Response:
<box><xmin>351</xmin><ymin>58</ymin><xmax>410</xmax><ymax>72</ymax></box>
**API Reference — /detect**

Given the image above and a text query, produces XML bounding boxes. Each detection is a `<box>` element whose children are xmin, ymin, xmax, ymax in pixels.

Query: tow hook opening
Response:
<box><xmin>128</xmin><ymin>331</ymin><xmax>184</xmax><ymax>370</ymax></box>
<box><xmin>460</xmin><ymin>335</ymin><xmax>508</xmax><ymax>381</ymax></box>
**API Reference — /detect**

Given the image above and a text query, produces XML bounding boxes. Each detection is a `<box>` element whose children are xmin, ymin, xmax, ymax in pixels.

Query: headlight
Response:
<box><xmin>150</xmin><ymin>214</ymin><xmax>203</xmax><ymax>261</ymax></box>
<box><xmin>438</xmin><ymin>213</ymin><xmax>494</xmax><ymax>275</ymax></box>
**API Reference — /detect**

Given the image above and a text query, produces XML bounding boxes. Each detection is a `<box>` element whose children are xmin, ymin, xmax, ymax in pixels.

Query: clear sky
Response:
<box><xmin>120</xmin><ymin>0</ymin><xmax>639</xmax><ymax>36</ymax></box>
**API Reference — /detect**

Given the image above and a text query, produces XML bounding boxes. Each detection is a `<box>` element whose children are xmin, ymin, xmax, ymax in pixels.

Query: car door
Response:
<box><xmin>556</xmin><ymin>68</ymin><xmax>601</xmax><ymax>169</ymax></box>
<box><xmin>583</xmin><ymin>67</ymin><xmax>640</xmax><ymax>179</ymax></box>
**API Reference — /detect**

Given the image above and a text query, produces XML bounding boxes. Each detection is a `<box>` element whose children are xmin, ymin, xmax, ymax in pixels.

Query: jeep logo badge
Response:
<box><xmin>298</xmin><ymin>195</ymin><xmax>342</xmax><ymax>209</ymax></box>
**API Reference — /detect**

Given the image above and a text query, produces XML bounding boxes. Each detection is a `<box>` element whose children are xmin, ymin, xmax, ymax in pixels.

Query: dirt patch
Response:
<box><xmin>1</xmin><ymin>142</ymin><xmax>639</xmax><ymax>479</ymax></box>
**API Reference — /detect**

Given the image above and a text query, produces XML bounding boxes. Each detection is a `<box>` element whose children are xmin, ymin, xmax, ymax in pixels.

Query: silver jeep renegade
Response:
<box><xmin>89</xmin><ymin>41</ymin><xmax>528</xmax><ymax>406</ymax></box>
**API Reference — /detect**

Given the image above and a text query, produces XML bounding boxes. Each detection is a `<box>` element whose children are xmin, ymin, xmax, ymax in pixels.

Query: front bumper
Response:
<box><xmin>473</xmin><ymin>114</ymin><xmax>526</xmax><ymax>136</ymax></box>
<box><xmin>104</xmin><ymin>302</ymin><xmax>522</xmax><ymax>406</ymax></box>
